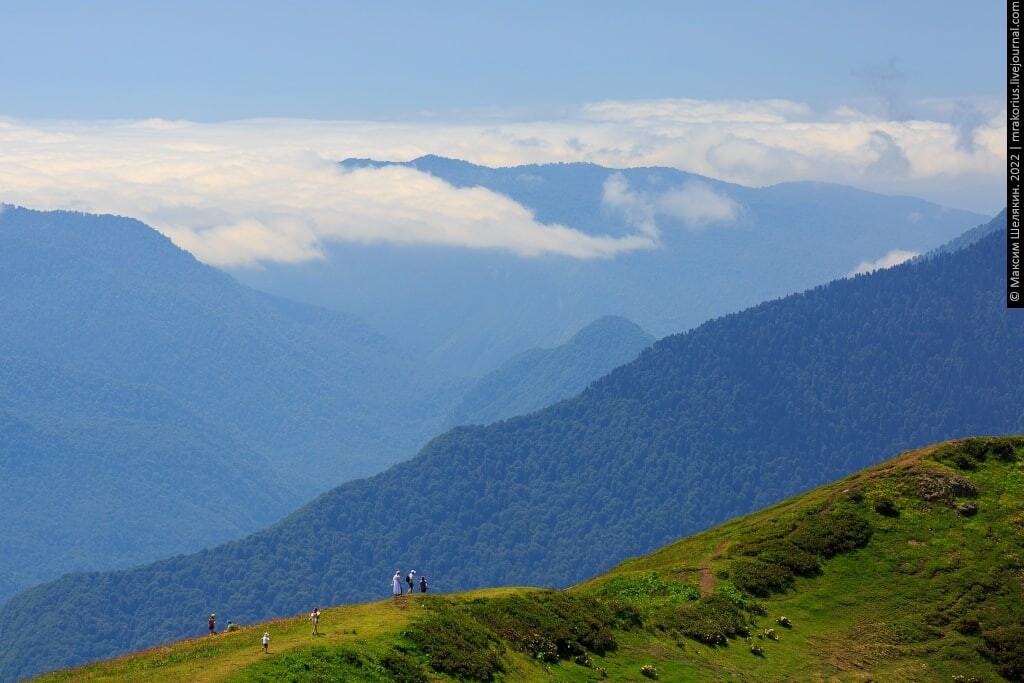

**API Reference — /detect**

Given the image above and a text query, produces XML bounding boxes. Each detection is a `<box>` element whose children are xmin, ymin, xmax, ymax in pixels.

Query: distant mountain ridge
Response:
<box><xmin>229</xmin><ymin>156</ymin><xmax>987</xmax><ymax>373</ymax></box>
<box><xmin>445</xmin><ymin>315</ymin><xmax>654</xmax><ymax>427</ymax></box>
<box><xmin>3</xmin><ymin>211</ymin><xmax>1017</xmax><ymax>681</ymax></box>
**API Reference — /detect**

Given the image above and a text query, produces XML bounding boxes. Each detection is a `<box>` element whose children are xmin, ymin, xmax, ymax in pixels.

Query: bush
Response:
<box><xmin>656</xmin><ymin>593</ymin><xmax>748</xmax><ymax>646</ymax></box>
<box><xmin>873</xmin><ymin>498</ymin><xmax>899</xmax><ymax>517</ymax></box>
<box><xmin>978</xmin><ymin>624</ymin><xmax>1024</xmax><ymax>681</ymax></box>
<box><xmin>933</xmin><ymin>438</ymin><xmax>1022</xmax><ymax>470</ymax></box>
<box><xmin>744</xmin><ymin>539</ymin><xmax>820</xmax><ymax>578</ymax></box>
<box><xmin>406</xmin><ymin>603</ymin><xmax>504</xmax><ymax>682</ymax></box>
<box><xmin>468</xmin><ymin>591</ymin><xmax>618</xmax><ymax>659</ymax></box>
<box><xmin>789</xmin><ymin>508</ymin><xmax>872</xmax><ymax>558</ymax></box>
<box><xmin>990</xmin><ymin>440</ymin><xmax>1018</xmax><ymax>462</ymax></box>
<box><xmin>380</xmin><ymin>651</ymin><xmax>430</xmax><ymax>683</ymax></box>
<box><xmin>729</xmin><ymin>558</ymin><xmax>793</xmax><ymax>597</ymax></box>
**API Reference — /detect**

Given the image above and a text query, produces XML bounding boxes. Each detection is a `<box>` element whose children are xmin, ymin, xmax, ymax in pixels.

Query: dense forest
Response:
<box><xmin>1</xmin><ymin>213</ymin><xmax>1016</xmax><ymax>681</ymax></box>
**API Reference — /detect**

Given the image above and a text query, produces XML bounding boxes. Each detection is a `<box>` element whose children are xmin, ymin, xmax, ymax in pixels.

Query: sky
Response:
<box><xmin>0</xmin><ymin>0</ymin><xmax>1006</xmax><ymax>267</ymax></box>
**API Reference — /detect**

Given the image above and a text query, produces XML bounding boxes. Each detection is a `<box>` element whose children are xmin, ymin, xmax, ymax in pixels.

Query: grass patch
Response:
<box><xmin>238</xmin><ymin>645</ymin><xmax>385</xmax><ymax>683</ymax></box>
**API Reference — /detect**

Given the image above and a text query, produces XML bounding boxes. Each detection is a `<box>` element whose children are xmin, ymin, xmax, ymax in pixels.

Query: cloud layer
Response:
<box><xmin>848</xmin><ymin>249</ymin><xmax>921</xmax><ymax>277</ymax></box>
<box><xmin>0</xmin><ymin>97</ymin><xmax>1004</xmax><ymax>267</ymax></box>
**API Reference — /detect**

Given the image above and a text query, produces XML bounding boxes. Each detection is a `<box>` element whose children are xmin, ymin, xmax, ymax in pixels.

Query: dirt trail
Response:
<box><xmin>698</xmin><ymin>539</ymin><xmax>729</xmax><ymax>597</ymax></box>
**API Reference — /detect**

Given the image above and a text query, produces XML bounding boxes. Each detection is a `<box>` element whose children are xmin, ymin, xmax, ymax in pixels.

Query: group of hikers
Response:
<box><xmin>392</xmin><ymin>569</ymin><xmax>428</xmax><ymax>597</ymax></box>
<box><xmin>205</xmin><ymin>569</ymin><xmax>430</xmax><ymax>653</ymax></box>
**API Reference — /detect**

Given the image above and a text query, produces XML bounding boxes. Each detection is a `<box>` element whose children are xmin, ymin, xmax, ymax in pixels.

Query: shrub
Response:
<box><xmin>379</xmin><ymin>651</ymin><xmax>430</xmax><ymax>683</ymax></box>
<box><xmin>873</xmin><ymin>497</ymin><xmax>899</xmax><ymax>517</ymax></box>
<box><xmin>990</xmin><ymin>440</ymin><xmax>1018</xmax><ymax>462</ymax></box>
<box><xmin>954</xmin><ymin>616</ymin><xmax>981</xmax><ymax>635</ymax></box>
<box><xmin>744</xmin><ymin>539</ymin><xmax>820</xmax><ymax>578</ymax></box>
<box><xmin>932</xmin><ymin>438</ymin><xmax>1019</xmax><ymax>470</ymax></box>
<box><xmin>978</xmin><ymin>624</ymin><xmax>1024</xmax><ymax>681</ymax></box>
<box><xmin>789</xmin><ymin>508</ymin><xmax>872</xmax><ymax>558</ymax></box>
<box><xmin>406</xmin><ymin>603</ymin><xmax>504</xmax><ymax>682</ymax></box>
<box><xmin>656</xmin><ymin>593</ymin><xmax>748</xmax><ymax>646</ymax></box>
<box><xmin>729</xmin><ymin>558</ymin><xmax>793</xmax><ymax>597</ymax></box>
<box><xmin>716</xmin><ymin>581</ymin><xmax>766</xmax><ymax>614</ymax></box>
<box><xmin>468</xmin><ymin>591</ymin><xmax>618</xmax><ymax>659</ymax></box>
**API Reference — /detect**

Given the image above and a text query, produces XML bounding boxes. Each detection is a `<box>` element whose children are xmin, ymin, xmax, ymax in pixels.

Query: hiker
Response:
<box><xmin>419</xmin><ymin>575</ymin><xmax>428</xmax><ymax>593</ymax></box>
<box><xmin>310</xmin><ymin>607</ymin><xmax>320</xmax><ymax>635</ymax></box>
<box><xmin>392</xmin><ymin>570</ymin><xmax>403</xmax><ymax>599</ymax></box>
<box><xmin>261</xmin><ymin>631</ymin><xmax>270</xmax><ymax>653</ymax></box>
<box><xmin>406</xmin><ymin>570</ymin><xmax>416</xmax><ymax>594</ymax></box>
<box><xmin>208</xmin><ymin>613</ymin><xmax>216</xmax><ymax>635</ymax></box>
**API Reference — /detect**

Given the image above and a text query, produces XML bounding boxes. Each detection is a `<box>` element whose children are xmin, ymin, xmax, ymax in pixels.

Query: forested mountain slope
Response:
<box><xmin>3</xmin><ymin>213</ymin><xmax>1020</xmax><ymax>681</ymax></box>
<box><xmin>0</xmin><ymin>206</ymin><xmax>466</xmax><ymax>603</ymax></box>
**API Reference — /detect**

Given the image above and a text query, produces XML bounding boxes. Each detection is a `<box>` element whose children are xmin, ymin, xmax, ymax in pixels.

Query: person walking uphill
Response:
<box><xmin>406</xmin><ymin>570</ymin><xmax>416</xmax><ymax>594</ymax></box>
<box><xmin>208</xmin><ymin>613</ymin><xmax>216</xmax><ymax>635</ymax></box>
<box><xmin>392</xmin><ymin>570</ymin><xmax>403</xmax><ymax>600</ymax></box>
<box><xmin>261</xmin><ymin>631</ymin><xmax>270</xmax><ymax>653</ymax></box>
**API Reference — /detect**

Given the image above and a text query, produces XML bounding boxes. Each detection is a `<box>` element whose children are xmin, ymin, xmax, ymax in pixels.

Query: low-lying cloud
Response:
<box><xmin>601</xmin><ymin>173</ymin><xmax>740</xmax><ymax>239</ymax></box>
<box><xmin>0</xmin><ymin>96</ymin><xmax>1004</xmax><ymax>266</ymax></box>
<box><xmin>848</xmin><ymin>249</ymin><xmax>920</xmax><ymax>277</ymax></box>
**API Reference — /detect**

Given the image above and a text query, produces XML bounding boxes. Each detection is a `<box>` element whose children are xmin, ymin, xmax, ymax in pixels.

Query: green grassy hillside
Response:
<box><xmin>33</xmin><ymin>436</ymin><xmax>1024</xmax><ymax>683</ymax></box>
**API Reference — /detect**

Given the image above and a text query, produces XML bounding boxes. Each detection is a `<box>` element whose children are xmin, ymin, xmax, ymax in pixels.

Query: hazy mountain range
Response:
<box><xmin>231</xmin><ymin>156</ymin><xmax>987</xmax><ymax>374</ymax></box>
<box><xmin>0</xmin><ymin>204</ymin><xmax>657</xmax><ymax>607</ymax></box>
<box><xmin>1</xmin><ymin>211</ymin><xmax>1015</xmax><ymax>681</ymax></box>
<box><xmin>0</xmin><ymin>162</ymin><xmax>986</xmax><ymax>612</ymax></box>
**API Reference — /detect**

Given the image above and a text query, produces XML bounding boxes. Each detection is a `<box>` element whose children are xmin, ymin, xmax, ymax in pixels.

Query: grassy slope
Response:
<box><xmin>33</xmin><ymin>437</ymin><xmax>1024</xmax><ymax>683</ymax></box>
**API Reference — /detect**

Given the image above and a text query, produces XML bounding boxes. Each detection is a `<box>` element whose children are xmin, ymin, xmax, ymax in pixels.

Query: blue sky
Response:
<box><xmin>0</xmin><ymin>0</ymin><xmax>1006</xmax><ymax>266</ymax></box>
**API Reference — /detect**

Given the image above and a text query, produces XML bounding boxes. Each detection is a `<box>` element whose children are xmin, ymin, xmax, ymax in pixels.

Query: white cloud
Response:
<box><xmin>847</xmin><ymin>249</ymin><xmax>920</xmax><ymax>277</ymax></box>
<box><xmin>656</xmin><ymin>182</ymin><xmax>740</xmax><ymax>227</ymax></box>
<box><xmin>0</xmin><ymin>96</ymin><xmax>1005</xmax><ymax>266</ymax></box>
<box><xmin>601</xmin><ymin>173</ymin><xmax>740</xmax><ymax>237</ymax></box>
